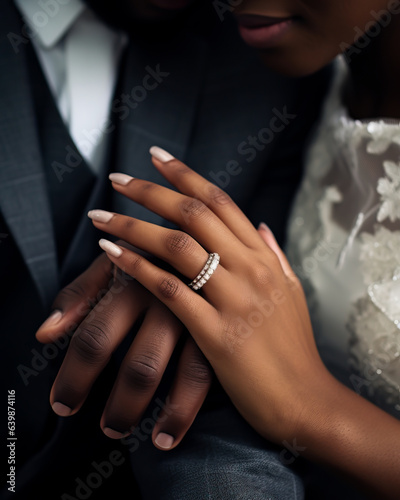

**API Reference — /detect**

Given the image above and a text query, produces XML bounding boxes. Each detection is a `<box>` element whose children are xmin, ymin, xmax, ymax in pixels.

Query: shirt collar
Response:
<box><xmin>15</xmin><ymin>0</ymin><xmax>85</xmax><ymax>48</ymax></box>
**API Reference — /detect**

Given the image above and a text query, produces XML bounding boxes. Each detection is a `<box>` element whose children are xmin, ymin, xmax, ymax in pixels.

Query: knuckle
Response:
<box><xmin>127</xmin><ymin>253</ymin><xmax>143</xmax><ymax>274</ymax></box>
<box><xmin>57</xmin><ymin>281</ymin><xmax>87</xmax><ymax>301</ymax></box>
<box><xmin>180</xmin><ymin>197</ymin><xmax>208</xmax><ymax>220</ymax></box>
<box><xmin>165</xmin><ymin>231</ymin><xmax>193</xmax><ymax>256</ymax></box>
<box><xmin>207</xmin><ymin>186</ymin><xmax>232</xmax><ymax>206</ymax></box>
<box><xmin>181</xmin><ymin>357</ymin><xmax>212</xmax><ymax>389</ymax></box>
<box><xmin>171</xmin><ymin>161</ymin><xmax>190</xmax><ymax>175</ymax></box>
<box><xmin>71</xmin><ymin>321</ymin><xmax>112</xmax><ymax>364</ymax></box>
<box><xmin>250</xmin><ymin>262</ymin><xmax>275</xmax><ymax>288</ymax></box>
<box><xmin>158</xmin><ymin>276</ymin><xmax>182</xmax><ymax>300</ymax></box>
<box><xmin>122</xmin><ymin>354</ymin><xmax>161</xmax><ymax>391</ymax></box>
<box><xmin>123</xmin><ymin>217</ymin><xmax>136</xmax><ymax>230</ymax></box>
<box><xmin>140</xmin><ymin>181</ymin><xmax>156</xmax><ymax>192</ymax></box>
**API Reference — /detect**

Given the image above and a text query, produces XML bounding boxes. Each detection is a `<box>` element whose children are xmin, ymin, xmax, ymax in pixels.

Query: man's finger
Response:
<box><xmin>152</xmin><ymin>337</ymin><xmax>213</xmax><ymax>450</ymax></box>
<box><xmin>50</xmin><ymin>278</ymin><xmax>146</xmax><ymax>416</ymax></box>
<box><xmin>100</xmin><ymin>302</ymin><xmax>184</xmax><ymax>438</ymax></box>
<box><xmin>36</xmin><ymin>253</ymin><xmax>113</xmax><ymax>343</ymax></box>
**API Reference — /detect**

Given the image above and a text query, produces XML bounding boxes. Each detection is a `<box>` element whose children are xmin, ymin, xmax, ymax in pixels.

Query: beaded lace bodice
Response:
<box><xmin>286</xmin><ymin>57</ymin><xmax>400</xmax><ymax>417</ymax></box>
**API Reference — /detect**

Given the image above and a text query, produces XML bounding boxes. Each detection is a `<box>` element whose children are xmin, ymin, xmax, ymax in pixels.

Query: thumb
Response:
<box><xmin>36</xmin><ymin>252</ymin><xmax>113</xmax><ymax>343</ymax></box>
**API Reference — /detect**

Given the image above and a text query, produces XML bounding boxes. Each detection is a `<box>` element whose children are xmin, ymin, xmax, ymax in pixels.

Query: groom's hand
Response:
<box><xmin>36</xmin><ymin>251</ymin><xmax>212</xmax><ymax>450</ymax></box>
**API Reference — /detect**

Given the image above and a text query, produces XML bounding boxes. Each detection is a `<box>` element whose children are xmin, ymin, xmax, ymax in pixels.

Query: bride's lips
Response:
<box><xmin>150</xmin><ymin>0</ymin><xmax>192</xmax><ymax>10</ymax></box>
<box><xmin>236</xmin><ymin>14</ymin><xmax>296</xmax><ymax>48</ymax></box>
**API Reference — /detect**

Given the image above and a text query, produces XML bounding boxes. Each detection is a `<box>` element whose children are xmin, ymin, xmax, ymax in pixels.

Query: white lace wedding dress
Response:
<box><xmin>286</xmin><ymin>57</ymin><xmax>400</xmax><ymax>418</ymax></box>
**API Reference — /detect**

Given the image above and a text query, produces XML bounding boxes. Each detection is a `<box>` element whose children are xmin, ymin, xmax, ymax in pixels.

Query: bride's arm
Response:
<box><xmin>304</xmin><ymin>382</ymin><xmax>400</xmax><ymax>498</ymax></box>
<box><xmin>285</xmin><ymin>351</ymin><xmax>400</xmax><ymax>499</ymax></box>
<box><xmin>89</xmin><ymin>148</ymin><xmax>400</xmax><ymax>499</ymax></box>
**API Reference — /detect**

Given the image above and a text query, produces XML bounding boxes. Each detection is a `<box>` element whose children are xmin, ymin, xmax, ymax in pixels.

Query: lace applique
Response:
<box><xmin>363</xmin><ymin>122</ymin><xmax>400</xmax><ymax>155</ymax></box>
<box><xmin>377</xmin><ymin>161</ymin><xmax>400</xmax><ymax>222</ymax></box>
<box><xmin>335</xmin><ymin>119</ymin><xmax>400</xmax><ymax>156</ymax></box>
<box><xmin>348</xmin><ymin>227</ymin><xmax>400</xmax><ymax>415</ymax></box>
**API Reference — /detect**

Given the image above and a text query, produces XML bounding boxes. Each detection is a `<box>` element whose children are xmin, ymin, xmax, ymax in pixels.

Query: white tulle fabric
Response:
<box><xmin>286</xmin><ymin>57</ymin><xmax>400</xmax><ymax>417</ymax></box>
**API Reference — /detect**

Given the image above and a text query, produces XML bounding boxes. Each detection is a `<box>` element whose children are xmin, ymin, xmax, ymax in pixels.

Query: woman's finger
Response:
<box><xmin>258</xmin><ymin>223</ymin><xmax>299</xmax><ymax>284</ymax></box>
<box><xmin>88</xmin><ymin>210</ymin><xmax>231</xmax><ymax>303</ymax></box>
<box><xmin>97</xmin><ymin>240</ymin><xmax>220</xmax><ymax>355</ymax></box>
<box><xmin>108</xmin><ymin>174</ymin><xmax>246</xmax><ymax>268</ymax></box>
<box><xmin>148</xmin><ymin>146</ymin><xmax>265</xmax><ymax>251</ymax></box>
<box><xmin>152</xmin><ymin>337</ymin><xmax>213</xmax><ymax>451</ymax></box>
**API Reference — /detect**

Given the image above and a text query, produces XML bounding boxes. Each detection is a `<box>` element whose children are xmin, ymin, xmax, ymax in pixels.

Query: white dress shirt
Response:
<box><xmin>15</xmin><ymin>0</ymin><xmax>127</xmax><ymax>173</ymax></box>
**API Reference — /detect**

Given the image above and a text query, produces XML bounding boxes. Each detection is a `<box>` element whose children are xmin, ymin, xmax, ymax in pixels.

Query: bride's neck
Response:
<box><xmin>345</xmin><ymin>16</ymin><xmax>400</xmax><ymax>120</ymax></box>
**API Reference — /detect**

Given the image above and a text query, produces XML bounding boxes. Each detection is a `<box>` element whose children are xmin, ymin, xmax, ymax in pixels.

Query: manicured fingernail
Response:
<box><xmin>103</xmin><ymin>427</ymin><xmax>130</xmax><ymax>440</ymax></box>
<box><xmin>109</xmin><ymin>173</ymin><xmax>134</xmax><ymax>185</ymax></box>
<box><xmin>88</xmin><ymin>210</ymin><xmax>114</xmax><ymax>223</ymax></box>
<box><xmin>258</xmin><ymin>222</ymin><xmax>271</xmax><ymax>233</ymax></box>
<box><xmin>52</xmin><ymin>402</ymin><xmax>72</xmax><ymax>417</ymax></box>
<box><xmin>99</xmin><ymin>239</ymin><xmax>123</xmax><ymax>258</ymax></box>
<box><xmin>38</xmin><ymin>310</ymin><xmax>63</xmax><ymax>330</ymax></box>
<box><xmin>150</xmin><ymin>146</ymin><xmax>175</xmax><ymax>163</ymax></box>
<box><xmin>155</xmin><ymin>432</ymin><xmax>174</xmax><ymax>449</ymax></box>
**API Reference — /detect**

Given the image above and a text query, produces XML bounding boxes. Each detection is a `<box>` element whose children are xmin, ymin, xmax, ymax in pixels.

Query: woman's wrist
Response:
<box><xmin>284</xmin><ymin>367</ymin><xmax>339</xmax><ymax>449</ymax></box>
<box><xmin>295</xmin><ymin>371</ymin><xmax>400</xmax><ymax>498</ymax></box>
<box><xmin>298</xmin><ymin>373</ymin><xmax>354</xmax><ymax>457</ymax></box>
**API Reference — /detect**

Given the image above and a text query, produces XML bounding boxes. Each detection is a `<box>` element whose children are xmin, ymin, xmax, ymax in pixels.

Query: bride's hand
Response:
<box><xmin>88</xmin><ymin>148</ymin><xmax>333</xmax><ymax>447</ymax></box>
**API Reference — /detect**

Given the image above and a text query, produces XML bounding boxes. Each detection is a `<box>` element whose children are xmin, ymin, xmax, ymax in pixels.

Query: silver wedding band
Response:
<box><xmin>188</xmin><ymin>253</ymin><xmax>220</xmax><ymax>291</ymax></box>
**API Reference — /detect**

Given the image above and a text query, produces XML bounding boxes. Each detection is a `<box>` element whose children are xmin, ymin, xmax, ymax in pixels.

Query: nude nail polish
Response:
<box><xmin>99</xmin><ymin>239</ymin><xmax>123</xmax><ymax>258</ymax></box>
<box><xmin>149</xmin><ymin>146</ymin><xmax>175</xmax><ymax>163</ymax></box>
<box><xmin>52</xmin><ymin>402</ymin><xmax>72</xmax><ymax>417</ymax></box>
<box><xmin>155</xmin><ymin>432</ymin><xmax>174</xmax><ymax>449</ymax></box>
<box><xmin>87</xmin><ymin>210</ymin><xmax>114</xmax><ymax>223</ymax></box>
<box><xmin>109</xmin><ymin>173</ymin><xmax>134</xmax><ymax>185</ymax></box>
<box><xmin>258</xmin><ymin>222</ymin><xmax>272</xmax><ymax>234</ymax></box>
<box><xmin>103</xmin><ymin>427</ymin><xmax>130</xmax><ymax>440</ymax></box>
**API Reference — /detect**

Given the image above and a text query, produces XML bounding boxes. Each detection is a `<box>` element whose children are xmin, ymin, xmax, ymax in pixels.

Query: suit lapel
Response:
<box><xmin>0</xmin><ymin>1</ymin><xmax>58</xmax><ymax>308</ymax></box>
<box><xmin>111</xmin><ymin>32</ymin><xmax>209</xmax><ymax>223</ymax></box>
<box><xmin>59</xmin><ymin>167</ymin><xmax>110</xmax><ymax>285</ymax></box>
